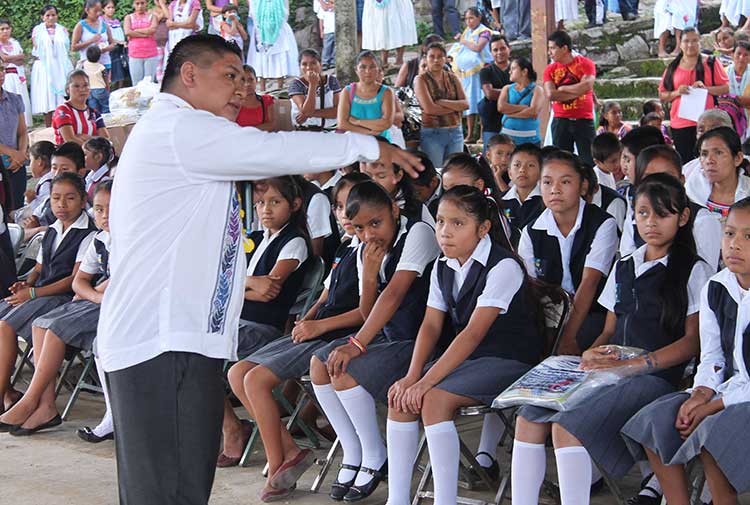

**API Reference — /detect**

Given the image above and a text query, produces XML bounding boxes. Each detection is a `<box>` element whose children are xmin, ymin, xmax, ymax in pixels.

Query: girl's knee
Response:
<box><xmin>551</xmin><ymin>423</ymin><xmax>581</xmax><ymax>448</ymax></box>
<box><xmin>514</xmin><ymin>416</ymin><xmax>550</xmax><ymax>444</ymax></box>
<box><xmin>245</xmin><ymin>365</ymin><xmax>280</xmax><ymax>395</ymax></box>
<box><xmin>388</xmin><ymin>406</ymin><xmax>419</xmax><ymax>423</ymax></box>
<box><xmin>309</xmin><ymin>356</ymin><xmax>329</xmax><ymax>384</ymax></box>
<box><xmin>420</xmin><ymin>389</ymin><xmax>456</xmax><ymax>425</ymax></box>
<box><xmin>228</xmin><ymin>361</ymin><xmax>254</xmax><ymax>393</ymax></box>
<box><xmin>0</xmin><ymin>321</ymin><xmax>15</xmax><ymax>339</ymax></box>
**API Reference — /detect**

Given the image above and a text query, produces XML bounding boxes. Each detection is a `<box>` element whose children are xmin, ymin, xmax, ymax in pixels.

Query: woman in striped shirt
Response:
<box><xmin>51</xmin><ymin>70</ymin><xmax>109</xmax><ymax>146</ymax></box>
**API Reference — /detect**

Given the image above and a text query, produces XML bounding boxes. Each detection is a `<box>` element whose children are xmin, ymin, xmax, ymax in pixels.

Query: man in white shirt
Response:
<box><xmin>98</xmin><ymin>34</ymin><xmax>422</xmax><ymax>505</ymax></box>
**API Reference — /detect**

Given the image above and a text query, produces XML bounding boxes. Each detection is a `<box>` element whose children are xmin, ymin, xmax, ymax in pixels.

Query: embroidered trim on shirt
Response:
<box><xmin>208</xmin><ymin>189</ymin><xmax>241</xmax><ymax>334</ymax></box>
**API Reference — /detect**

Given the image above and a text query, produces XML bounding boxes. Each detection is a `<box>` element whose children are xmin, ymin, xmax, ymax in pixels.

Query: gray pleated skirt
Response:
<box><xmin>0</xmin><ymin>295</ymin><xmax>72</xmax><ymax>341</ymax></box>
<box><xmin>32</xmin><ymin>299</ymin><xmax>100</xmax><ymax>350</ymax></box>
<box><xmin>625</xmin><ymin>392</ymin><xmax>750</xmax><ymax>492</ymax></box>
<box><xmin>518</xmin><ymin>374</ymin><xmax>675</xmax><ymax>477</ymax></box>
<box><xmin>314</xmin><ymin>334</ymin><xmax>415</xmax><ymax>402</ymax></box>
<box><xmin>429</xmin><ymin>356</ymin><xmax>533</xmax><ymax>406</ymax></box>
<box><xmin>236</xmin><ymin>320</ymin><xmax>283</xmax><ymax>360</ymax></box>
<box><xmin>245</xmin><ymin>334</ymin><xmax>330</xmax><ymax>381</ymax></box>
<box><xmin>621</xmin><ymin>391</ymin><xmax>690</xmax><ymax>464</ymax></box>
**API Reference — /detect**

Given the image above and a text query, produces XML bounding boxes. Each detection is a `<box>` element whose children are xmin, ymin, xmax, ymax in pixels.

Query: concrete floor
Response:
<box><xmin>0</xmin><ymin>380</ymin><xmax>641</xmax><ymax>505</ymax></box>
<box><xmin>3</xmin><ymin>372</ymin><xmax>749</xmax><ymax>505</ymax></box>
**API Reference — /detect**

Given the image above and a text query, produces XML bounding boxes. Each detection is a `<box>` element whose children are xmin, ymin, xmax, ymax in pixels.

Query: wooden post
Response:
<box><xmin>335</xmin><ymin>0</ymin><xmax>358</xmax><ymax>85</ymax></box>
<box><xmin>530</xmin><ymin>0</ymin><xmax>556</xmax><ymax>139</ymax></box>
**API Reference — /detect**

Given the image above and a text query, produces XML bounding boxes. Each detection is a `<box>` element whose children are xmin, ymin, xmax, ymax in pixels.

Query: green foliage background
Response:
<box><xmin>0</xmin><ymin>0</ymin><xmax>134</xmax><ymax>52</ymax></box>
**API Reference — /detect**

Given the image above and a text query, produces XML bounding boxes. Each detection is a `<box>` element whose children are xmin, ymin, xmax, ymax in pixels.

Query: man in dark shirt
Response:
<box><xmin>479</xmin><ymin>35</ymin><xmax>511</xmax><ymax>152</ymax></box>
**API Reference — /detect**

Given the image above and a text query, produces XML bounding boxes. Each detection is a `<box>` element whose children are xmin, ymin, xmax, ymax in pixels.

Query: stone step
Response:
<box><xmin>595</xmin><ymin>77</ymin><xmax>661</xmax><ymax>99</ymax></box>
<box><xmin>623</xmin><ymin>58</ymin><xmax>669</xmax><ymax>78</ymax></box>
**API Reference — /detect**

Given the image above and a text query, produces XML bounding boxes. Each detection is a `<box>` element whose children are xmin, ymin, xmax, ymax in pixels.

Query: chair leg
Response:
<box><xmin>311</xmin><ymin>436</ymin><xmax>341</xmax><ymax>493</ymax></box>
<box><xmin>598</xmin><ymin>462</ymin><xmax>628</xmax><ymax>505</ymax></box>
<box><xmin>239</xmin><ymin>422</ymin><xmax>262</xmax><ymax>468</ymax></box>
<box><xmin>275</xmin><ymin>387</ymin><xmax>320</xmax><ymax>449</ymax></box>
<box><xmin>11</xmin><ymin>345</ymin><xmax>33</xmax><ymax>387</ymax></box>
<box><xmin>55</xmin><ymin>355</ymin><xmax>78</xmax><ymax>397</ymax></box>
<box><xmin>61</xmin><ymin>354</ymin><xmax>96</xmax><ymax>421</ymax></box>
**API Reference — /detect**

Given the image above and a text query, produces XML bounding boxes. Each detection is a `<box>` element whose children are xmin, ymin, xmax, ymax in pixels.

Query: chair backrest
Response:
<box><xmin>531</xmin><ymin>280</ymin><xmax>573</xmax><ymax>358</ymax></box>
<box><xmin>293</xmin><ymin>257</ymin><xmax>326</xmax><ymax>318</ymax></box>
<box><xmin>17</xmin><ymin>231</ymin><xmax>45</xmax><ymax>278</ymax></box>
<box><xmin>7</xmin><ymin>224</ymin><xmax>23</xmax><ymax>255</ymax></box>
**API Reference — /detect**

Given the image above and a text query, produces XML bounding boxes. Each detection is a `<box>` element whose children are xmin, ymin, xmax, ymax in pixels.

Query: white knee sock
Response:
<box><xmin>636</xmin><ymin>462</ymin><xmax>663</xmax><ymax>498</ymax></box>
<box><xmin>386</xmin><ymin>419</ymin><xmax>420</xmax><ymax>505</ymax></box>
<box><xmin>555</xmin><ymin>447</ymin><xmax>592</xmax><ymax>505</ymax></box>
<box><xmin>511</xmin><ymin>441</ymin><xmax>546</xmax><ymax>505</ymax></box>
<box><xmin>336</xmin><ymin>385</ymin><xmax>387</xmax><ymax>486</ymax></box>
<box><xmin>313</xmin><ymin>383</ymin><xmax>362</xmax><ymax>483</ymax></box>
<box><xmin>476</xmin><ymin>413</ymin><xmax>505</xmax><ymax>467</ymax></box>
<box><xmin>93</xmin><ymin>356</ymin><xmax>114</xmax><ymax>437</ymax></box>
<box><xmin>425</xmin><ymin>421</ymin><xmax>460</xmax><ymax>505</ymax></box>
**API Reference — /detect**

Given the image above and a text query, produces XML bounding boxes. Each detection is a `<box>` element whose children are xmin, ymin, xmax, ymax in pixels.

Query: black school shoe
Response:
<box><xmin>626</xmin><ymin>473</ymin><xmax>662</xmax><ymax>505</ymax></box>
<box><xmin>342</xmin><ymin>460</ymin><xmax>387</xmax><ymax>502</ymax></box>
<box><xmin>466</xmin><ymin>452</ymin><xmax>500</xmax><ymax>483</ymax></box>
<box><xmin>77</xmin><ymin>426</ymin><xmax>115</xmax><ymax>443</ymax></box>
<box><xmin>329</xmin><ymin>464</ymin><xmax>360</xmax><ymax>501</ymax></box>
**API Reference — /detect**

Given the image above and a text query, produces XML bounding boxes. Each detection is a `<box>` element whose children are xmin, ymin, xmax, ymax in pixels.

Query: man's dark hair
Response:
<box><xmin>161</xmin><ymin>34</ymin><xmax>243</xmax><ymax>92</ymax></box>
<box><xmin>490</xmin><ymin>34</ymin><xmax>509</xmax><ymax>48</ymax></box>
<box><xmin>548</xmin><ymin>30</ymin><xmax>572</xmax><ymax>51</ymax></box>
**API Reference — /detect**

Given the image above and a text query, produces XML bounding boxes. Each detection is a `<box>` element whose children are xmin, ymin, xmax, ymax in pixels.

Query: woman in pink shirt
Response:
<box><xmin>659</xmin><ymin>27</ymin><xmax>729</xmax><ymax>163</ymax></box>
<box><xmin>124</xmin><ymin>0</ymin><xmax>159</xmax><ymax>84</ymax></box>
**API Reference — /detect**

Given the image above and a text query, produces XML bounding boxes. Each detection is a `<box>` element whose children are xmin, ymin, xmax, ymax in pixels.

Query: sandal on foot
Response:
<box><xmin>260</xmin><ymin>484</ymin><xmax>296</xmax><ymax>502</ymax></box>
<box><xmin>269</xmin><ymin>448</ymin><xmax>315</xmax><ymax>489</ymax></box>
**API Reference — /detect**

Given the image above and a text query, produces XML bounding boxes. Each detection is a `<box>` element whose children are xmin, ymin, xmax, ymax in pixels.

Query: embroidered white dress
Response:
<box><xmin>0</xmin><ymin>38</ymin><xmax>32</xmax><ymax>125</ymax></box>
<box><xmin>30</xmin><ymin>23</ymin><xmax>74</xmax><ymax>114</ymax></box>
<box><xmin>653</xmin><ymin>0</ymin><xmax>697</xmax><ymax>37</ymax></box>
<box><xmin>362</xmin><ymin>0</ymin><xmax>418</xmax><ymax>51</ymax></box>
<box><xmin>556</xmin><ymin>0</ymin><xmax>579</xmax><ymax>22</ymax></box>
<box><xmin>246</xmin><ymin>0</ymin><xmax>299</xmax><ymax>78</ymax></box>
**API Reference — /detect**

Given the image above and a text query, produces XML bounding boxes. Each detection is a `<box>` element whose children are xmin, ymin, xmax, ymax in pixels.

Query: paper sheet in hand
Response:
<box><xmin>677</xmin><ymin>87</ymin><xmax>708</xmax><ymax>122</ymax></box>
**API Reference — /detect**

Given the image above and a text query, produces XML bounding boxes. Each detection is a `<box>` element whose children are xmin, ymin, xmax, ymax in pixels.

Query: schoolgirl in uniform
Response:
<box><xmin>619</xmin><ymin>145</ymin><xmax>722</xmax><ymax>272</ymax></box>
<box><xmin>294</xmin><ymin>175</ymin><xmax>340</xmax><ymax>270</ymax></box>
<box><xmin>499</xmin><ymin>143</ymin><xmax>545</xmax><ymax>246</ymax></box>
<box><xmin>511</xmin><ymin>173</ymin><xmax>713</xmax><ymax>505</ymax></box>
<box><xmin>0</xmin><ymin>181</ymin><xmax>112</xmax><ymax>436</ymax></box>
<box><xmin>24</xmin><ymin>142</ymin><xmax>89</xmax><ymax>241</ymax></box>
<box><xmin>517</xmin><ymin>150</ymin><xmax>619</xmax><ymax>353</ymax></box>
<box><xmin>685</xmin><ymin>127</ymin><xmax>750</xmax><ymax>222</ymax></box>
<box><xmin>0</xmin><ymin>173</ymin><xmax>96</xmax><ymax>420</ymax></box>
<box><xmin>622</xmin><ymin>197</ymin><xmax>750</xmax><ymax>505</ymax></box>
<box><xmin>218</xmin><ymin>176</ymin><xmax>312</xmax><ymax>466</ymax></box>
<box><xmin>361</xmin><ymin>157</ymin><xmax>435</xmax><ymax>226</ymax></box>
<box><xmin>582</xmin><ymin>163</ymin><xmax>627</xmax><ymax>233</ymax></box>
<box><xmin>25</xmin><ymin>141</ymin><xmax>55</xmax><ymax>214</ymax></box>
<box><xmin>309</xmin><ymin>181</ymin><xmax>440</xmax><ymax>502</ymax></box>
<box><xmin>228</xmin><ymin>173</ymin><xmax>369</xmax><ymax>499</ymax></box>
<box><xmin>82</xmin><ymin>137</ymin><xmax>114</xmax><ymax>201</ymax></box>
<box><xmin>440</xmin><ymin>152</ymin><xmax>514</xmax><ymax>249</ymax></box>
<box><xmin>385</xmin><ymin>185</ymin><xmax>545</xmax><ymax>505</ymax></box>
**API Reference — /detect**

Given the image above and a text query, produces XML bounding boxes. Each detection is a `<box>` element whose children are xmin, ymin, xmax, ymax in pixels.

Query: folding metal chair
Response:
<box><xmin>11</xmin><ymin>339</ymin><xmax>34</xmax><ymax>387</ymax></box>
<box><xmin>60</xmin><ymin>350</ymin><xmax>103</xmax><ymax>420</ymax></box>
<box><xmin>7</xmin><ymin>224</ymin><xmax>24</xmax><ymax>255</ymax></box>
<box><xmin>16</xmin><ymin>231</ymin><xmax>44</xmax><ymax>278</ymax></box>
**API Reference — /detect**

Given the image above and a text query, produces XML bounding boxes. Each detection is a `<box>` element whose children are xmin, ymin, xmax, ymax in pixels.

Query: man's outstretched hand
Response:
<box><xmin>376</xmin><ymin>141</ymin><xmax>425</xmax><ymax>179</ymax></box>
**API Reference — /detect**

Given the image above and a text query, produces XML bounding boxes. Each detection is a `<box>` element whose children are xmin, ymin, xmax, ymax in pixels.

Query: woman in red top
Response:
<box><xmin>52</xmin><ymin>70</ymin><xmax>109</xmax><ymax>145</ymax></box>
<box><xmin>659</xmin><ymin>27</ymin><xmax>728</xmax><ymax>163</ymax></box>
<box><xmin>236</xmin><ymin>65</ymin><xmax>275</xmax><ymax>130</ymax></box>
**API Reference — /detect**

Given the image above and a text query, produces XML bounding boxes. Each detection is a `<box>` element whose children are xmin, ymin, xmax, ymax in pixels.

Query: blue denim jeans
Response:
<box><xmin>88</xmin><ymin>88</ymin><xmax>110</xmax><ymax>114</ymax></box>
<box><xmin>431</xmin><ymin>0</ymin><xmax>460</xmax><ymax>38</ymax></box>
<box><xmin>322</xmin><ymin>33</ymin><xmax>336</xmax><ymax>66</ymax></box>
<box><xmin>420</xmin><ymin>126</ymin><xmax>464</xmax><ymax>168</ymax></box>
